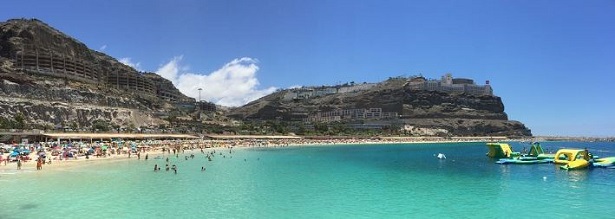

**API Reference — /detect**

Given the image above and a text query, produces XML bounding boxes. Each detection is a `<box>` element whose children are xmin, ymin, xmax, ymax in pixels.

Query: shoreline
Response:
<box><xmin>0</xmin><ymin>139</ymin><xmax>491</xmax><ymax>175</ymax></box>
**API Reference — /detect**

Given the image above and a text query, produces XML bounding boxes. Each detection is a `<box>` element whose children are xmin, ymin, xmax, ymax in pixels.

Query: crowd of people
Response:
<box><xmin>0</xmin><ymin>136</ymin><xmax>502</xmax><ymax>171</ymax></box>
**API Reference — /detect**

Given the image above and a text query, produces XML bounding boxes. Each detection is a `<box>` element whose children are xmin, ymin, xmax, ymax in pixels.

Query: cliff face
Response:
<box><xmin>0</xmin><ymin>18</ymin><xmax>191</xmax><ymax>102</ymax></box>
<box><xmin>0</xmin><ymin>18</ymin><xmax>193</xmax><ymax>129</ymax></box>
<box><xmin>229</xmin><ymin>78</ymin><xmax>532</xmax><ymax>136</ymax></box>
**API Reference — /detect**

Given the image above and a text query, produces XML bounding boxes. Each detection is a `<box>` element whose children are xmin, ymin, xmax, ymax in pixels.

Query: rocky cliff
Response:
<box><xmin>229</xmin><ymin>78</ymin><xmax>532</xmax><ymax>136</ymax></box>
<box><xmin>0</xmin><ymin>18</ymin><xmax>193</xmax><ymax>130</ymax></box>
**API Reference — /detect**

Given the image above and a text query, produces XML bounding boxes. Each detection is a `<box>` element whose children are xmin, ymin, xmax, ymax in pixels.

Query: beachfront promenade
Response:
<box><xmin>0</xmin><ymin>134</ymin><xmax>509</xmax><ymax>172</ymax></box>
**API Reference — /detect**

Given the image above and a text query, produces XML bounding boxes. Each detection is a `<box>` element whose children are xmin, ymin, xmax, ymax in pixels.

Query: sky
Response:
<box><xmin>1</xmin><ymin>0</ymin><xmax>614</xmax><ymax>137</ymax></box>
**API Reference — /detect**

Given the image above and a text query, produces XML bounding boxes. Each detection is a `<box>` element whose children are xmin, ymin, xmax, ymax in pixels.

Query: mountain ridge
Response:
<box><xmin>0</xmin><ymin>18</ymin><xmax>531</xmax><ymax>137</ymax></box>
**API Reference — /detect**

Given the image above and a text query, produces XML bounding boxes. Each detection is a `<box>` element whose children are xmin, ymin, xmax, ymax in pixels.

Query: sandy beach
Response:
<box><xmin>0</xmin><ymin>136</ymin><xmax>506</xmax><ymax>174</ymax></box>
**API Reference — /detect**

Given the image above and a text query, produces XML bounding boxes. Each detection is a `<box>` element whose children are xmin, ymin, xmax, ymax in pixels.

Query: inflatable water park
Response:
<box><xmin>486</xmin><ymin>142</ymin><xmax>615</xmax><ymax>170</ymax></box>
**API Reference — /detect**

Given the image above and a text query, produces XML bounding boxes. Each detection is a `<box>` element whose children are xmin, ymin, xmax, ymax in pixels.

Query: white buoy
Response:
<box><xmin>437</xmin><ymin>153</ymin><xmax>446</xmax><ymax>159</ymax></box>
<box><xmin>543</xmin><ymin>176</ymin><xmax>547</xmax><ymax>181</ymax></box>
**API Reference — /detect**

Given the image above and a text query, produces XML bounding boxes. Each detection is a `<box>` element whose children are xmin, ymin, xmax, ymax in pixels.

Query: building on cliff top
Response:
<box><xmin>407</xmin><ymin>73</ymin><xmax>493</xmax><ymax>96</ymax></box>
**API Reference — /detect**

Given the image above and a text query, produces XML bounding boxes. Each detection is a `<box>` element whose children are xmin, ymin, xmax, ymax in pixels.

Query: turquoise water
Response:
<box><xmin>1</xmin><ymin>142</ymin><xmax>614</xmax><ymax>218</ymax></box>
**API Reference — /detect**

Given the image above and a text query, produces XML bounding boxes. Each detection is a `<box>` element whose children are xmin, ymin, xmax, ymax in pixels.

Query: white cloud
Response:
<box><xmin>155</xmin><ymin>56</ymin><xmax>182</xmax><ymax>84</ymax></box>
<box><xmin>119</xmin><ymin>57</ymin><xmax>142</xmax><ymax>71</ymax></box>
<box><xmin>99</xmin><ymin>45</ymin><xmax>107</xmax><ymax>51</ymax></box>
<box><xmin>155</xmin><ymin>56</ymin><xmax>277</xmax><ymax>107</ymax></box>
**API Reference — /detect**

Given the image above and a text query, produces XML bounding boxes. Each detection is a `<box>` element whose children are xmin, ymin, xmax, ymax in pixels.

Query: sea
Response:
<box><xmin>1</xmin><ymin>141</ymin><xmax>614</xmax><ymax>219</ymax></box>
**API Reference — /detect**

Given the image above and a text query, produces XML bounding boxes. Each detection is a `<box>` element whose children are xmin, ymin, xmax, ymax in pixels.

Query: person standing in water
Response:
<box><xmin>36</xmin><ymin>158</ymin><xmax>43</xmax><ymax>170</ymax></box>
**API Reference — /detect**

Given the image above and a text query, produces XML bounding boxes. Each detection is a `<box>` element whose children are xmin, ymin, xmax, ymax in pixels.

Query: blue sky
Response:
<box><xmin>2</xmin><ymin>0</ymin><xmax>614</xmax><ymax>136</ymax></box>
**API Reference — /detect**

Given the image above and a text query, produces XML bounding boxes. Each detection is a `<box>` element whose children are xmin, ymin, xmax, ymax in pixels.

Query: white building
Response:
<box><xmin>407</xmin><ymin>73</ymin><xmax>493</xmax><ymax>96</ymax></box>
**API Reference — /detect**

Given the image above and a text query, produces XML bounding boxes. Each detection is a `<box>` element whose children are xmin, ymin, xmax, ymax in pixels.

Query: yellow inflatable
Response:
<box><xmin>553</xmin><ymin>149</ymin><xmax>589</xmax><ymax>165</ymax></box>
<box><xmin>560</xmin><ymin>159</ymin><xmax>590</xmax><ymax>170</ymax></box>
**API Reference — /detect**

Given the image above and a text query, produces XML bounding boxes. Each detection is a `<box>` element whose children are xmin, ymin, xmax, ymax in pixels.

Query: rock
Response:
<box><xmin>0</xmin><ymin>18</ymin><xmax>203</xmax><ymax>129</ymax></box>
<box><xmin>228</xmin><ymin>78</ymin><xmax>532</xmax><ymax>137</ymax></box>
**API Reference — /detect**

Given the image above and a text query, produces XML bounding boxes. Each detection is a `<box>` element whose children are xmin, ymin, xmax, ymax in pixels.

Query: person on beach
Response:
<box><xmin>36</xmin><ymin>158</ymin><xmax>42</xmax><ymax>170</ymax></box>
<box><xmin>17</xmin><ymin>159</ymin><xmax>22</xmax><ymax>170</ymax></box>
<box><xmin>137</xmin><ymin>152</ymin><xmax>141</xmax><ymax>160</ymax></box>
<box><xmin>145</xmin><ymin>154</ymin><xmax>148</xmax><ymax>160</ymax></box>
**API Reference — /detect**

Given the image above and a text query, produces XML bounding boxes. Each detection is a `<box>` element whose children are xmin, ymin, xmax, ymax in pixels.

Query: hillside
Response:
<box><xmin>229</xmin><ymin>77</ymin><xmax>532</xmax><ymax>136</ymax></box>
<box><xmin>0</xmin><ymin>18</ymin><xmax>531</xmax><ymax>137</ymax></box>
<box><xmin>0</xmin><ymin>18</ymin><xmax>204</xmax><ymax>131</ymax></box>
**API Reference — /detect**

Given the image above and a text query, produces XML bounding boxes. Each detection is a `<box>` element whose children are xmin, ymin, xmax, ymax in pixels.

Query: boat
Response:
<box><xmin>486</xmin><ymin>143</ymin><xmax>520</xmax><ymax>158</ymax></box>
<box><xmin>560</xmin><ymin>159</ymin><xmax>590</xmax><ymax>170</ymax></box>
<box><xmin>592</xmin><ymin>157</ymin><xmax>615</xmax><ymax>168</ymax></box>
